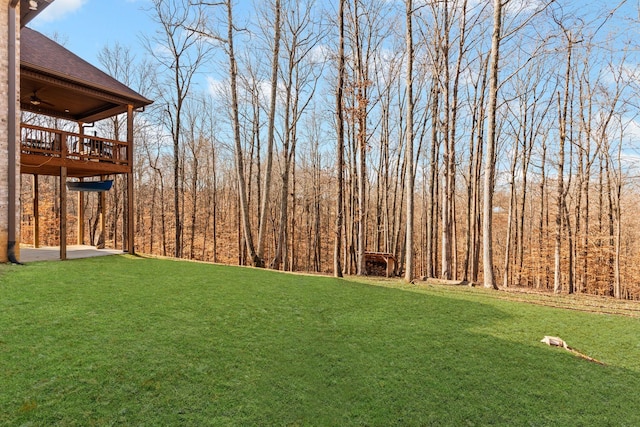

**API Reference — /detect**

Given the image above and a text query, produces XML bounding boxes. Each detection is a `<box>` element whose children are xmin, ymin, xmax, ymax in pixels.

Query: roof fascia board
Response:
<box><xmin>21</xmin><ymin>67</ymin><xmax>144</xmax><ymax>107</ymax></box>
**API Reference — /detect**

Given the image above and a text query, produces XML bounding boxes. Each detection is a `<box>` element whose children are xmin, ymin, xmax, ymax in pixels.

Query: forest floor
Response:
<box><xmin>493</xmin><ymin>286</ymin><xmax>640</xmax><ymax>317</ymax></box>
<box><xmin>356</xmin><ymin>275</ymin><xmax>640</xmax><ymax>318</ymax></box>
<box><xmin>136</xmin><ymin>251</ymin><xmax>640</xmax><ymax>317</ymax></box>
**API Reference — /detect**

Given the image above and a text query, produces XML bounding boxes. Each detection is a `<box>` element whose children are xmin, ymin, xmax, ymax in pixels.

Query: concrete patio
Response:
<box><xmin>19</xmin><ymin>245</ymin><xmax>124</xmax><ymax>262</ymax></box>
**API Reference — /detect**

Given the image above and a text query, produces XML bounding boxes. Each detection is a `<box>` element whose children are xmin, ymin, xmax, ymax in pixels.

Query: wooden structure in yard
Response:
<box><xmin>364</xmin><ymin>252</ymin><xmax>397</xmax><ymax>277</ymax></box>
<box><xmin>18</xmin><ymin>27</ymin><xmax>152</xmax><ymax>260</ymax></box>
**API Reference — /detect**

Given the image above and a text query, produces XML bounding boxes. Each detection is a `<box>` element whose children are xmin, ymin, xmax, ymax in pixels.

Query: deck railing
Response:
<box><xmin>20</xmin><ymin>124</ymin><xmax>129</xmax><ymax>166</ymax></box>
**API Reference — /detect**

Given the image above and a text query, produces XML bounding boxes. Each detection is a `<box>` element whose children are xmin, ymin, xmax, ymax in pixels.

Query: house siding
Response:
<box><xmin>0</xmin><ymin>0</ymin><xmax>20</xmax><ymax>262</ymax></box>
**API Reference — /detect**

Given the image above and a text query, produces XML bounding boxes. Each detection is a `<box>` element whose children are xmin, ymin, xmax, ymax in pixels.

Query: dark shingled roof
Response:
<box><xmin>21</xmin><ymin>27</ymin><xmax>151</xmax><ymax>108</ymax></box>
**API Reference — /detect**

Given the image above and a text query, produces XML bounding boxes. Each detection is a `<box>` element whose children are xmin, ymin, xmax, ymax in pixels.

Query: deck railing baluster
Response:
<box><xmin>20</xmin><ymin>123</ymin><xmax>130</xmax><ymax>174</ymax></box>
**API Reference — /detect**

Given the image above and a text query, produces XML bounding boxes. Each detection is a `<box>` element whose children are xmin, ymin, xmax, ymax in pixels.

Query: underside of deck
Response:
<box><xmin>21</xmin><ymin>154</ymin><xmax>130</xmax><ymax>177</ymax></box>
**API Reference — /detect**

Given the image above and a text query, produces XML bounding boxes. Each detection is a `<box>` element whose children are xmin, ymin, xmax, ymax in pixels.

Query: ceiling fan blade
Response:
<box><xmin>28</xmin><ymin>91</ymin><xmax>55</xmax><ymax>108</ymax></box>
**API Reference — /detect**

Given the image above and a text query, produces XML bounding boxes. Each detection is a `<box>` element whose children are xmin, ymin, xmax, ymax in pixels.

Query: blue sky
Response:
<box><xmin>25</xmin><ymin>0</ymin><xmax>640</xmax><ymax>171</ymax></box>
<box><xmin>29</xmin><ymin>0</ymin><xmax>639</xmax><ymax>79</ymax></box>
<box><xmin>29</xmin><ymin>0</ymin><xmax>154</xmax><ymax>68</ymax></box>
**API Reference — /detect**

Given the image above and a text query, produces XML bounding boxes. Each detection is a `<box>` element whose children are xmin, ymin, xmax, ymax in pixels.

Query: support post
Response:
<box><xmin>77</xmin><ymin>178</ymin><xmax>84</xmax><ymax>245</ymax></box>
<box><xmin>5</xmin><ymin>2</ymin><xmax>20</xmax><ymax>263</ymax></box>
<box><xmin>97</xmin><ymin>175</ymin><xmax>106</xmax><ymax>249</ymax></box>
<box><xmin>60</xmin><ymin>167</ymin><xmax>67</xmax><ymax>260</ymax></box>
<box><xmin>77</xmin><ymin>122</ymin><xmax>85</xmax><ymax>245</ymax></box>
<box><xmin>127</xmin><ymin>104</ymin><xmax>135</xmax><ymax>254</ymax></box>
<box><xmin>78</xmin><ymin>121</ymin><xmax>84</xmax><ymax>154</ymax></box>
<box><xmin>33</xmin><ymin>174</ymin><xmax>39</xmax><ymax>248</ymax></box>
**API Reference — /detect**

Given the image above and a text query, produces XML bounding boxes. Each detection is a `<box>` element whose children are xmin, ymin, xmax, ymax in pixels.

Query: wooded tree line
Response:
<box><xmin>20</xmin><ymin>0</ymin><xmax>640</xmax><ymax>299</ymax></box>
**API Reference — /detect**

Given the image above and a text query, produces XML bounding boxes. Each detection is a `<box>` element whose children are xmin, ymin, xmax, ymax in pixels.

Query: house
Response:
<box><xmin>1</xmin><ymin>0</ymin><xmax>152</xmax><ymax>262</ymax></box>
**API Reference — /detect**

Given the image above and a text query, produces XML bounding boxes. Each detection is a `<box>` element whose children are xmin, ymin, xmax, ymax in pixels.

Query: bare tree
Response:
<box><xmin>482</xmin><ymin>0</ymin><xmax>503</xmax><ymax>289</ymax></box>
<box><xmin>270</xmin><ymin>0</ymin><xmax>325</xmax><ymax>270</ymax></box>
<box><xmin>145</xmin><ymin>0</ymin><xmax>213</xmax><ymax>258</ymax></box>
<box><xmin>553</xmin><ymin>16</ymin><xmax>579</xmax><ymax>294</ymax></box>
<box><xmin>255</xmin><ymin>0</ymin><xmax>282</xmax><ymax>267</ymax></box>
<box><xmin>334</xmin><ymin>0</ymin><xmax>346</xmax><ymax>278</ymax></box>
<box><xmin>224</xmin><ymin>1</ymin><xmax>262</xmax><ymax>266</ymax></box>
<box><xmin>404</xmin><ymin>0</ymin><xmax>415</xmax><ymax>281</ymax></box>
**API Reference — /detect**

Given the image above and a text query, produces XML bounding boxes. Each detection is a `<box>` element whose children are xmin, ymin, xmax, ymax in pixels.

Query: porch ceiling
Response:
<box><xmin>20</xmin><ymin>70</ymin><xmax>124</xmax><ymax>123</ymax></box>
<box><xmin>20</xmin><ymin>0</ymin><xmax>55</xmax><ymax>28</ymax></box>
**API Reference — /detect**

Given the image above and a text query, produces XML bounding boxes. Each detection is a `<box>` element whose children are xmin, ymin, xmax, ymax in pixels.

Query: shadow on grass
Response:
<box><xmin>1</xmin><ymin>257</ymin><xmax>639</xmax><ymax>426</ymax></box>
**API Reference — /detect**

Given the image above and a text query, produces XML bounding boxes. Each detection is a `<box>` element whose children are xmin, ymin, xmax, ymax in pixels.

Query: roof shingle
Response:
<box><xmin>21</xmin><ymin>27</ymin><xmax>151</xmax><ymax>107</ymax></box>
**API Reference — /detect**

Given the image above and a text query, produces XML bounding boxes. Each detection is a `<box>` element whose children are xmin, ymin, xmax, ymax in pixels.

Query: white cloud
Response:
<box><xmin>308</xmin><ymin>44</ymin><xmax>331</xmax><ymax>65</ymax></box>
<box><xmin>36</xmin><ymin>0</ymin><xmax>87</xmax><ymax>22</ymax></box>
<box><xmin>623</xmin><ymin>117</ymin><xmax>640</xmax><ymax>135</ymax></box>
<box><xmin>207</xmin><ymin>76</ymin><xmax>227</xmax><ymax>100</ymax></box>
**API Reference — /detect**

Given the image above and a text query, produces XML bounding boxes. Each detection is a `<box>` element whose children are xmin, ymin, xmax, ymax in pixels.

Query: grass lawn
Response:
<box><xmin>1</xmin><ymin>256</ymin><xmax>640</xmax><ymax>426</ymax></box>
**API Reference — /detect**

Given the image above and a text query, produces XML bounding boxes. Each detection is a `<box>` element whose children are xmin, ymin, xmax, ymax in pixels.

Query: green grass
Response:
<box><xmin>1</xmin><ymin>256</ymin><xmax>640</xmax><ymax>426</ymax></box>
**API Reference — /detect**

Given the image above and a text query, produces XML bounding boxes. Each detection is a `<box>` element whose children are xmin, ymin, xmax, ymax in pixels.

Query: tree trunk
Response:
<box><xmin>404</xmin><ymin>0</ymin><xmax>415</xmax><ymax>282</ymax></box>
<box><xmin>256</xmin><ymin>0</ymin><xmax>281</xmax><ymax>267</ymax></box>
<box><xmin>354</xmin><ymin>6</ymin><xmax>368</xmax><ymax>276</ymax></box>
<box><xmin>226</xmin><ymin>0</ymin><xmax>259</xmax><ymax>266</ymax></box>
<box><xmin>503</xmin><ymin>140</ymin><xmax>519</xmax><ymax>288</ymax></box>
<box><xmin>554</xmin><ymin>33</ymin><xmax>574</xmax><ymax>294</ymax></box>
<box><xmin>334</xmin><ymin>0</ymin><xmax>345</xmax><ymax>277</ymax></box>
<box><xmin>482</xmin><ymin>0</ymin><xmax>502</xmax><ymax>290</ymax></box>
<box><xmin>426</xmin><ymin>79</ymin><xmax>439</xmax><ymax>279</ymax></box>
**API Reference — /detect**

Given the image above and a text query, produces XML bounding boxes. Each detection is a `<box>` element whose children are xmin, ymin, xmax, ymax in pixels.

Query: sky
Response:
<box><xmin>29</xmin><ymin>0</ymin><xmax>155</xmax><ymax>68</ymax></box>
<box><xmin>25</xmin><ymin>0</ymin><xmax>640</xmax><ymax>172</ymax></box>
<box><xmin>29</xmin><ymin>0</ymin><xmax>259</xmax><ymax>98</ymax></box>
<box><xmin>29</xmin><ymin>0</ymin><xmax>639</xmax><ymax>78</ymax></box>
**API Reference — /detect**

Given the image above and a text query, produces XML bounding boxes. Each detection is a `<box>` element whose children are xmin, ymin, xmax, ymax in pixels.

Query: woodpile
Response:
<box><xmin>366</xmin><ymin>260</ymin><xmax>388</xmax><ymax>276</ymax></box>
<box><xmin>364</xmin><ymin>252</ymin><xmax>396</xmax><ymax>277</ymax></box>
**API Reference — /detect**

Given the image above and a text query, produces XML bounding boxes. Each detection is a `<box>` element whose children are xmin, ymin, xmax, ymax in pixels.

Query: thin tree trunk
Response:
<box><xmin>537</xmin><ymin>141</ymin><xmax>547</xmax><ymax>289</ymax></box>
<box><xmin>503</xmin><ymin>140</ymin><xmax>519</xmax><ymax>288</ymax></box>
<box><xmin>426</xmin><ymin>80</ymin><xmax>439</xmax><ymax>279</ymax></box>
<box><xmin>189</xmin><ymin>151</ymin><xmax>198</xmax><ymax>260</ymax></box>
<box><xmin>256</xmin><ymin>0</ymin><xmax>281</xmax><ymax>267</ymax></box>
<box><xmin>482</xmin><ymin>0</ymin><xmax>502</xmax><ymax>290</ymax></box>
<box><xmin>334</xmin><ymin>0</ymin><xmax>345</xmax><ymax>277</ymax></box>
<box><xmin>227</xmin><ymin>0</ymin><xmax>259</xmax><ymax>266</ymax></box>
<box><xmin>440</xmin><ymin>0</ymin><xmax>452</xmax><ymax>280</ymax></box>
<box><xmin>353</xmin><ymin>1</ymin><xmax>367</xmax><ymax>276</ymax></box>
<box><xmin>404</xmin><ymin>0</ymin><xmax>415</xmax><ymax>281</ymax></box>
<box><xmin>470</xmin><ymin>55</ymin><xmax>488</xmax><ymax>283</ymax></box>
<box><xmin>554</xmin><ymin>34</ymin><xmax>574</xmax><ymax>293</ymax></box>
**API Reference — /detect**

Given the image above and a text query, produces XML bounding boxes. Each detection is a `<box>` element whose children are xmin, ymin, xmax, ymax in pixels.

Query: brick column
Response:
<box><xmin>1</xmin><ymin>0</ymin><xmax>21</xmax><ymax>263</ymax></box>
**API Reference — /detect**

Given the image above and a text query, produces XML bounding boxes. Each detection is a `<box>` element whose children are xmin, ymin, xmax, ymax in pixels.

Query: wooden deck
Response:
<box><xmin>20</xmin><ymin>123</ymin><xmax>131</xmax><ymax>177</ymax></box>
